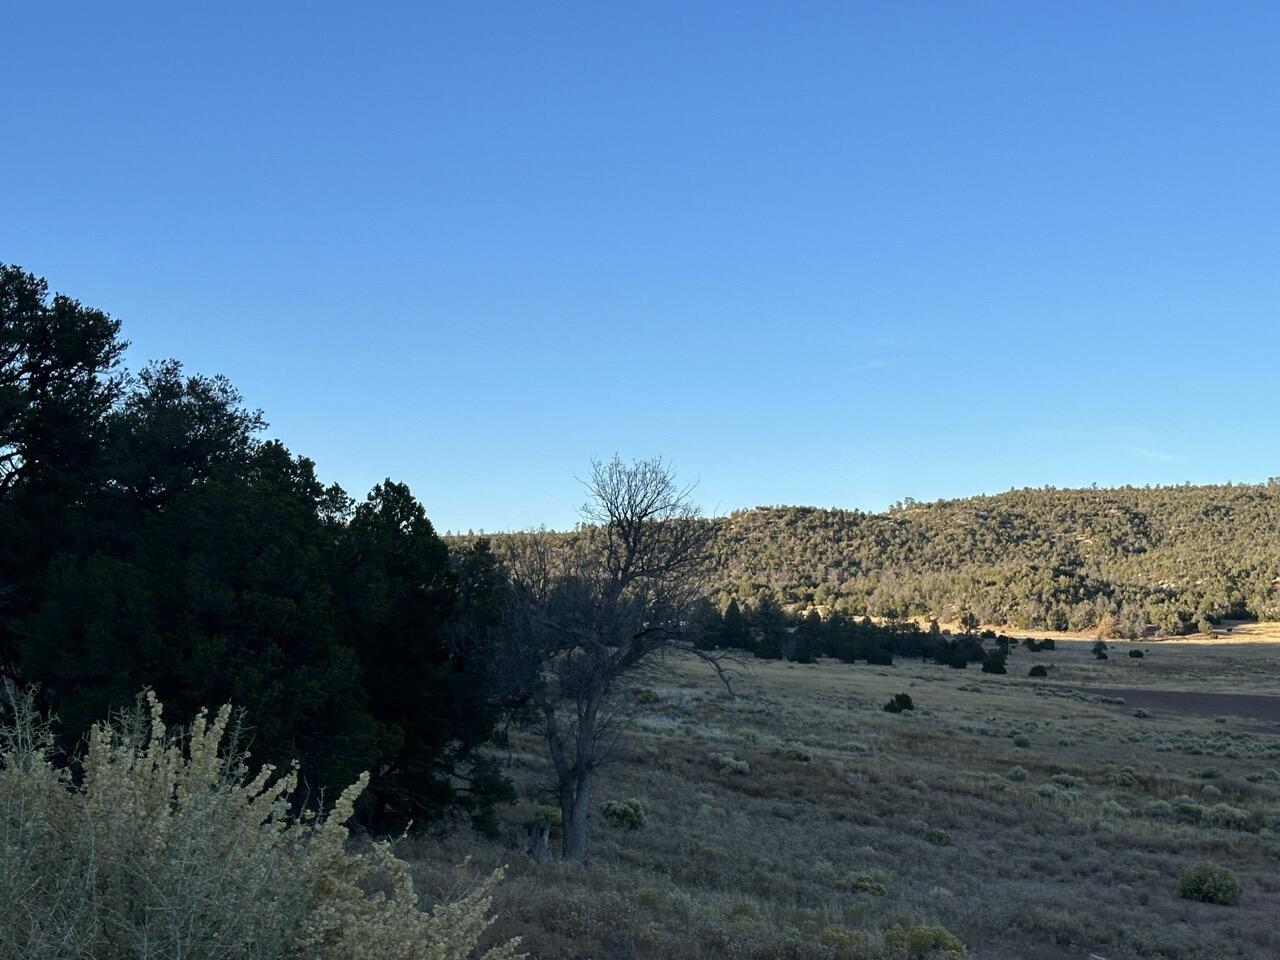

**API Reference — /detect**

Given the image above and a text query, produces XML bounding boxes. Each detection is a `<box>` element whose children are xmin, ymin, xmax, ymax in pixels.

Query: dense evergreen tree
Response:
<box><xmin>751</xmin><ymin>595</ymin><xmax>789</xmax><ymax>660</ymax></box>
<box><xmin>0</xmin><ymin>265</ymin><xmax>513</xmax><ymax>831</ymax></box>
<box><xmin>719</xmin><ymin>597</ymin><xmax>752</xmax><ymax>651</ymax></box>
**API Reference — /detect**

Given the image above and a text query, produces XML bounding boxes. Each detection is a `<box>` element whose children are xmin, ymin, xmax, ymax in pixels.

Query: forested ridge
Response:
<box><xmin>708</xmin><ymin>484</ymin><xmax>1280</xmax><ymax>634</ymax></box>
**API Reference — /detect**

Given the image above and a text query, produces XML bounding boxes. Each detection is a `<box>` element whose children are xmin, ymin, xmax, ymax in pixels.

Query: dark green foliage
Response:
<box><xmin>1129</xmin><ymin>649</ymin><xmax>1145</xmax><ymax>658</ymax></box>
<box><xmin>1029</xmin><ymin>664</ymin><xmax>1049</xmax><ymax>678</ymax></box>
<box><xmin>718</xmin><ymin>597</ymin><xmax>752</xmax><ymax>651</ymax></box>
<box><xmin>883</xmin><ymin>693</ymin><xmax>914</xmax><ymax>713</ymax></box>
<box><xmin>750</xmin><ymin>595</ymin><xmax>789</xmax><ymax>660</ymax></box>
<box><xmin>981</xmin><ymin>649</ymin><xmax>1007</xmax><ymax>674</ymax></box>
<box><xmin>792</xmin><ymin>609</ymin><xmax>823</xmax><ymax>664</ymax></box>
<box><xmin>0</xmin><ymin>265</ymin><xmax>514</xmax><ymax>832</ymax></box>
<box><xmin>1178</xmin><ymin>862</ymin><xmax>1242</xmax><ymax>906</ymax></box>
<box><xmin>1093</xmin><ymin>640</ymin><xmax>1109</xmax><ymax>660</ymax></box>
<box><xmin>924</xmin><ymin>827</ymin><xmax>953</xmax><ymax>846</ymax></box>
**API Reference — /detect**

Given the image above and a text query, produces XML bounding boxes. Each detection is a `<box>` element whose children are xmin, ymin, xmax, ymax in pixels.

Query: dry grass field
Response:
<box><xmin>412</xmin><ymin>637</ymin><xmax>1280</xmax><ymax>960</ymax></box>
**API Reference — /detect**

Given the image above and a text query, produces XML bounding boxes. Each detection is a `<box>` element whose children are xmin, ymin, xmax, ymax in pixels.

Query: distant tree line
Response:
<box><xmin>0</xmin><ymin>264</ymin><xmax>514</xmax><ymax>832</ymax></box>
<box><xmin>685</xmin><ymin>597</ymin><xmax>1009</xmax><ymax>668</ymax></box>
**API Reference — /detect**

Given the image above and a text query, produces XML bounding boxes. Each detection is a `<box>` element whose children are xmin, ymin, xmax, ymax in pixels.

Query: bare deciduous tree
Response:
<box><xmin>503</xmin><ymin>456</ymin><xmax>723</xmax><ymax>861</ymax></box>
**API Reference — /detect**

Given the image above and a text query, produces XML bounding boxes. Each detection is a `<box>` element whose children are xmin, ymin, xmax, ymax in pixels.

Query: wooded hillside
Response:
<box><xmin>709</xmin><ymin>483</ymin><xmax>1280</xmax><ymax>635</ymax></box>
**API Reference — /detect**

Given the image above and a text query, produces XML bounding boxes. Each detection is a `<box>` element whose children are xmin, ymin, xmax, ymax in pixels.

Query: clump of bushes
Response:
<box><xmin>1028</xmin><ymin>664</ymin><xmax>1049</xmax><ymax>678</ymax></box>
<box><xmin>1007</xmin><ymin>764</ymin><xmax>1029</xmax><ymax>782</ymax></box>
<box><xmin>710</xmin><ymin>751</ymin><xmax>750</xmax><ymax>775</ymax></box>
<box><xmin>780</xmin><ymin>741</ymin><xmax>813</xmax><ymax>762</ymax></box>
<box><xmin>822</xmin><ymin>924</ymin><xmax>873</xmax><ymax>953</ymax></box>
<box><xmin>1204</xmin><ymin>803</ymin><xmax>1251</xmax><ymax>830</ymax></box>
<box><xmin>836</xmin><ymin>873</ymin><xmax>888</xmax><ymax>895</ymax></box>
<box><xmin>884</xmin><ymin>923</ymin><xmax>967</xmax><ymax>958</ymax></box>
<box><xmin>633</xmin><ymin>687</ymin><xmax>660</xmax><ymax>704</ymax></box>
<box><xmin>1107</xmin><ymin>765</ymin><xmax>1138</xmax><ymax>787</ymax></box>
<box><xmin>0</xmin><ymin>687</ymin><xmax>522</xmax><ymax>960</ymax></box>
<box><xmin>1101</xmin><ymin>800</ymin><xmax>1130</xmax><ymax>819</ymax></box>
<box><xmin>1129</xmin><ymin>649</ymin><xmax>1145</xmax><ymax>658</ymax></box>
<box><xmin>1034</xmin><ymin>782</ymin><xmax>1073</xmax><ymax>802</ymax></box>
<box><xmin>925</xmin><ymin>827</ymin><xmax>953</xmax><ymax>846</ymax></box>
<box><xmin>883</xmin><ymin>693</ymin><xmax>915</xmax><ymax>713</ymax></box>
<box><xmin>600</xmin><ymin>798</ymin><xmax>648</xmax><ymax>830</ymax></box>
<box><xmin>1178</xmin><ymin>862</ymin><xmax>1242</xmax><ymax>905</ymax></box>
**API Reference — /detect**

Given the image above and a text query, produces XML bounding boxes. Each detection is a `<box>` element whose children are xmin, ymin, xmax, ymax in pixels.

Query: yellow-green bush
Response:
<box><xmin>600</xmin><ymin>797</ymin><xmax>648</xmax><ymax>830</ymax></box>
<box><xmin>1178</xmin><ymin>861</ymin><xmax>1242</xmax><ymax>906</ymax></box>
<box><xmin>884</xmin><ymin>923</ymin><xmax>967</xmax><ymax>958</ymax></box>
<box><xmin>821</xmin><ymin>923</ymin><xmax>873</xmax><ymax>954</ymax></box>
<box><xmin>0</xmin><ymin>685</ymin><xmax>522</xmax><ymax>960</ymax></box>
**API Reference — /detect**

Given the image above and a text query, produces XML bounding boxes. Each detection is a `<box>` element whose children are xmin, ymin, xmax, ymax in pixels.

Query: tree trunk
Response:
<box><xmin>559</xmin><ymin>773</ymin><xmax>592</xmax><ymax>861</ymax></box>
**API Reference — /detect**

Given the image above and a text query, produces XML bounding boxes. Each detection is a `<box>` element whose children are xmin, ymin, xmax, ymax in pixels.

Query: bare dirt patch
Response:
<box><xmin>1080</xmin><ymin>685</ymin><xmax>1280</xmax><ymax>727</ymax></box>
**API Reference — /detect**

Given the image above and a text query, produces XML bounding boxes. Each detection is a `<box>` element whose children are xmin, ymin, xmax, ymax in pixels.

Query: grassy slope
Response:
<box><xmin>414</xmin><ymin>640</ymin><xmax>1280</xmax><ymax>960</ymax></box>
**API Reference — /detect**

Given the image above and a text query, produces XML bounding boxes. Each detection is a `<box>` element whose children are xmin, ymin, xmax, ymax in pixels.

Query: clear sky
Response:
<box><xmin>4</xmin><ymin>2</ymin><xmax>1278</xmax><ymax>531</ymax></box>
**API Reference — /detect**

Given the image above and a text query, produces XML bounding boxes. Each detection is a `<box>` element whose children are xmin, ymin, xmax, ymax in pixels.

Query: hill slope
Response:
<box><xmin>709</xmin><ymin>481</ymin><xmax>1280</xmax><ymax>634</ymax></box>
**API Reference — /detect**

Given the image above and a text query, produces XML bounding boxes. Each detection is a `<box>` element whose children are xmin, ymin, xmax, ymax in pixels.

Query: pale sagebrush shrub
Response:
<box><xmin>0</xmin><ymin>686</ymin><xmax>522</xmax><ymax>960</ymax></box>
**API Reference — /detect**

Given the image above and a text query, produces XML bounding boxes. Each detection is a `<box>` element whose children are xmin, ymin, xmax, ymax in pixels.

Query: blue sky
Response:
<box><xmin>3</xmin><ymin>2</ymin><xmax>1278</xmax><ymax>531</ymax></box>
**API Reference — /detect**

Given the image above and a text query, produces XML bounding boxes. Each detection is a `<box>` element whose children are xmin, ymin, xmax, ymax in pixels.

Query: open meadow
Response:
<box><xmin>416</xmin><ymin>637</ymin><xmax>1280</xmax><ymax>960</ymax></box>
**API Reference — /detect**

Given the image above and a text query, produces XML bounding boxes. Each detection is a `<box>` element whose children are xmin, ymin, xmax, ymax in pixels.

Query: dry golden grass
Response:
<box><xmin>414</xmin><ymin>639</ymin><xmax>1280</xmax><ymax>960</ymax></box>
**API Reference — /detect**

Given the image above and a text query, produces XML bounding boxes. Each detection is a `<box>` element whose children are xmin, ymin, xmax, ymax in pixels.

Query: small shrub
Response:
<box><xmin>1142</xmin><ymin>799</ymin><xmax>1174</xmax><ymax>819</ymax></box>
<box><xmin>1172</xmin><ymin>795</ymin><xmax>1206</xmax><ymax>823</ymax></box>
<box><xmin>884</xmin><ymin>923</ymin><xmax>967</xmax><ymax>958</ymax></box>
<box><xmin>1013</xmin><ymin>735</ymin><xmax>1032</xmax><ymax>748</ymax></box>
<box><xmin>533</xmin><ymin>803</ymin><xmax>563</xmax><ymax>836</ymax></box>
<box><xmin>635</xmin><ymin>888</ymin><xmax>660</xmax><ymax>908</ymax></box>
<box><xmin>925</xmin><ymin>827</ymin><xmax>953</xmax><ymax>846</ymax></box>
<box><xmin>980</xmin><ymin>651</ymin><xmax>1007</xmax><ymax>674</ymax></box>
<box><xmin>1028</xmin><ymin>665</ymin><xmax>1049</xmax><ymax>678</ymax></box>
<box><xmin>1101</xmin><ymin>800</ymin><xmax>1130</xmax><ymax>818</ymax></box>
<box><xmin>1035</xmin><ymin>782</ymin><xmax>1072</xmax><ymax>801</ymax></box>
<box><xmin>1178</xmin><ymin>862</ymin><xmax>1242</xmax><ymax>905</ymax></box>
<box><xmin>1204</xmin><ymin>803</ymin><xmax>1250</xmax><ymax>830</ymax></box>
<box><xmin>780</xmin><ymin>741</ymin><xmax>813</xmax><ymax>762</ymax></box>
<box><xmin>710</xmin><ymin>752</ymin><xmax>750</xmax><ymax>775</ymax></box>
<box><xmin>822</xmin><ymin>924</ymin><xmax>873</xmax><ymax>953</ymax></box>
<box><xmin>1106</xmin><ymin>766</ymin><xmax>1138</xmax><ymax>787</ymax></box>
<box><xmin>1129</xmin><ymin>649</ymin><xmax>1145</xmax><ymax>658</ymax></box>
<box><xmin>1052</xmin><ymin>773</ymin><xmax>1086</xmax><ymax>789</ymax></box>
<box><xmin>1007</xmin><ymin>765</ymin><xmax>1029</xmax><ymax>782</ymax></box>
<box><xmin>884</xmin><ymin>693</ymin><xmax>915</xmax><ymax>713</ymax></box>
<box><xmin>837</xmin><ymin>873</ymin><xmax>888</xmax><ymax>895</ymax></box>
<box><xmin>600</xmin><ymin>798</ymin><xmax>648</xmax><ymax>830</ymax></box>
<box><xmin>633</xmin><ymin>688</ymin><xmax>660</xmax><ymax>704</ymax></box>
